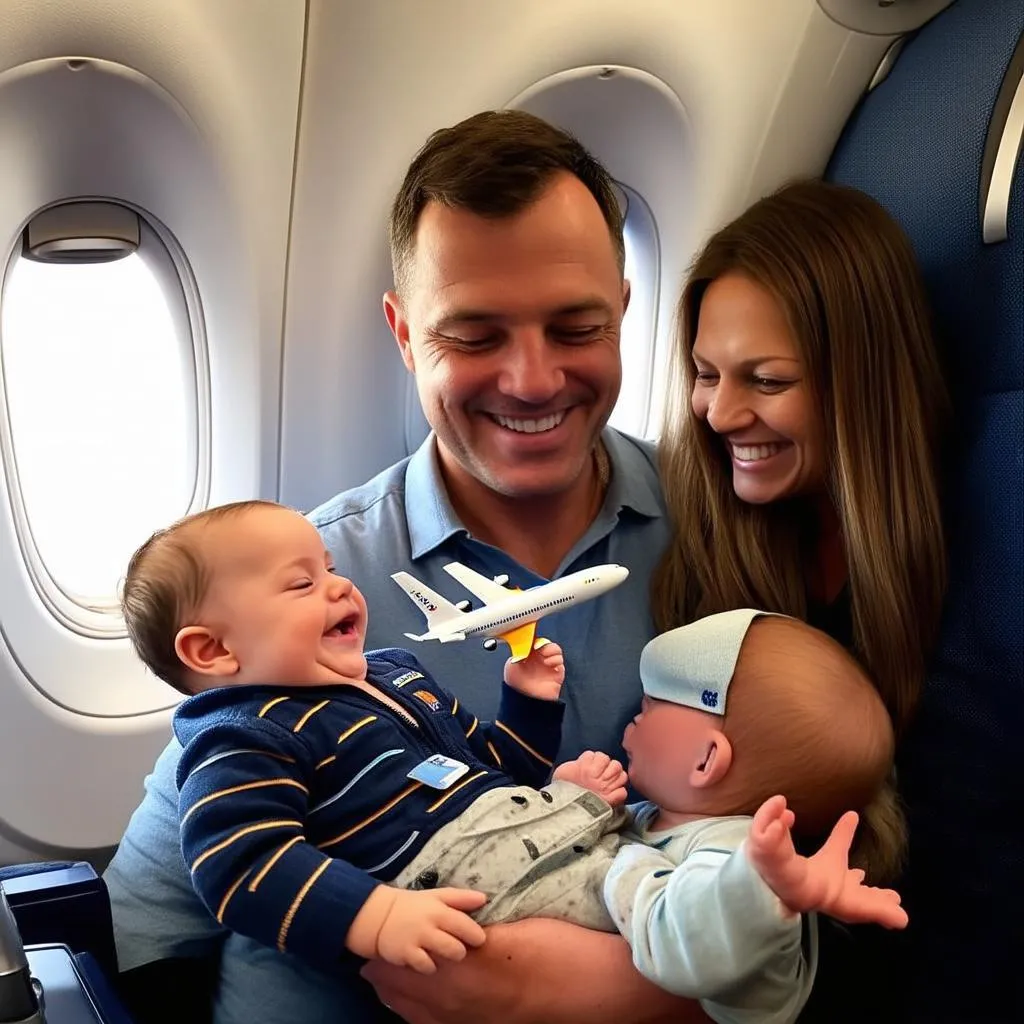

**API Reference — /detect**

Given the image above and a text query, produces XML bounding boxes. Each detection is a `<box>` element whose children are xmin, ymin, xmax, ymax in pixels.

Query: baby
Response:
<box><xmin>121</xmin><ymin>498</ymin><xmax>623</xmax><ymax>975</ymax></box>
<box><xmin>122</xmin><ymin>499</ymin><xmax>905</xmax><ymax>1024</ymax></box>
<box><xmin>389</xmin><ymin>608</ymin><xmax>908</xmax><ymax>1022</ymax></box>
<box><xmin>600</xmin><ymin>610</ymin><xmax>907</xmax><ymax>1020</ymax></box>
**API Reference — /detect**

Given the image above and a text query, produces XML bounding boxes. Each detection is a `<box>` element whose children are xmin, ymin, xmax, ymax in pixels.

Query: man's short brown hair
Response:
<box><xmin>120</xmin><ymin>500</ymin><xmax>280</xmax><ymax>694</ymax></box>
<box><xmin>388</xmin><ymin>109</ymin><xmax>625</xmax><ymax>293</ymax></box>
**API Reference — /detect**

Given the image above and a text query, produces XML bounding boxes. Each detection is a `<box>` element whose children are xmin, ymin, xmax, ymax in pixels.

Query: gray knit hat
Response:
<box><xmin>639</xmin><ymin>609</ymin><xmax>785</xmax><ymax>715</ymax></box>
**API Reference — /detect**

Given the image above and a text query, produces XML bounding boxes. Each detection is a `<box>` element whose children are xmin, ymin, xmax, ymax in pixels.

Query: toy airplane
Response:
<box><xmin>392</xmin><ymin>561</ymin><xmax>629</xmax><ymax>662</ymax></box>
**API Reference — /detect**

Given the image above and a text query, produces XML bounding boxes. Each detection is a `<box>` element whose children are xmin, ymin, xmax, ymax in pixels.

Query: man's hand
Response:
<box><xmin>503</xmin><ymin>640</ymin><xmax>565</xmax><ymax>700</ymax></box>
<box><xmin>747</xmin><ymin>795</ymin><xmax>909</xmax><ymax>929</ymax></box>
<box><xmin>346</xmin><ymin>885</ymin><xmax>487</xmax><ymax>974</ymax></box>
<box><xmin>553</xmin><ymin>750</ymin><xmax>629</xmax><ymax>807</ymax></box>
<box><xmin>361</xmin><ymin>918</ymin><xmax>711</xmax><ymax>1024</ymax></box>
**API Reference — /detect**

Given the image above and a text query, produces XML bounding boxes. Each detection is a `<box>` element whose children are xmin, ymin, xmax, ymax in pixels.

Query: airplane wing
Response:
<box><xmin>499</xmin><ymin>622</ymin><xmax>538</xmax><ymax>663</ymax></box>
<box><xmin>442</xmin><ymin>561</ymin><xmax>518</xmax><ymax>605</ymax></box>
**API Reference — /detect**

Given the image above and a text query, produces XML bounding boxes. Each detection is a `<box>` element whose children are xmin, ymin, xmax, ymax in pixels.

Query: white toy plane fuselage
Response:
<box><xmin>391</xmin><ymin>562</ymin><xmax>629</xmax><ymax>661</ymax></box>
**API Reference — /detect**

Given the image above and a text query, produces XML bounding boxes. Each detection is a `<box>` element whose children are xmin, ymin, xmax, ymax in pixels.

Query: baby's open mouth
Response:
<box><xmin>324</xmin><ymin>613</ymin><xmax>358</xmax><ymax>639</ymax></box>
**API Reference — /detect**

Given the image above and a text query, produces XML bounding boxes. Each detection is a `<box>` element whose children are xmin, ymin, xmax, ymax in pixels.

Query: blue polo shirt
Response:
<box><xmin>313</xmin><ymin>427</ymin><xmax>667</xmax><ymax>759</ymax></box>
<box><xmin>103</xmin><ymin>428</ymin><xmax>668</xmax><ymax>1024</ymax></box>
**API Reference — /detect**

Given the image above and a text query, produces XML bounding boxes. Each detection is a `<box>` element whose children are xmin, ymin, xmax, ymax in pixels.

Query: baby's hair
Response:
<box><xmin>120</xmin><ymin>499</ymin><xmax>283</xmax><ymax>694</ymax></box>
<box><xmin>723</xmin><ymin>617</ymin><xmax>905</xmax><ymax>883</ymax></box>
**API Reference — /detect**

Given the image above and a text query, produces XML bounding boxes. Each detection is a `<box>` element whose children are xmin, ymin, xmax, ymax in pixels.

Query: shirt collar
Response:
<box><xmin>601</xmin><ymin>427</ymin><xmax>663</xmax><ymax>521</ymax></box>
<box><xmin>404</xmin><ymin>428</ymin><xmax>663</xmax><ymax>561</ymax></box>
<box><xmin>405</xmin><ymin>435</ymin><xmax>466</xmax><ymax>560</ymax></box>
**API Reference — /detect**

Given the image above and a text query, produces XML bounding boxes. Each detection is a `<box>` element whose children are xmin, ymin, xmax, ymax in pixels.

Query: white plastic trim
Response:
<box><xmin>817</xmin><ymin>0</ymin><xmax>954</xmax><ymax>36</ymax></box>
<box><xmin>981</xmin><ymin>35</ymin><xmax>1024</xmax><ymax>245</ymax></box>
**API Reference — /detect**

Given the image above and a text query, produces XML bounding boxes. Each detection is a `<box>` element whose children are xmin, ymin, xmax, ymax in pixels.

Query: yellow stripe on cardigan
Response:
<box><xmin>181</xmin><ymin>779</ymin><xmax>308</xmax><ymax>827</ymax></box>
<box><xmin>278</xmin><ymin>860</ymin><xmax>331</xmax><ymax>952</ymax></box>
<box><xmin>293</xmin><ymin>699</ymin><xmax>331</xmax><ymax>733</ymax></box>
<box><xmin>216</xmin><ymin>867</ymin><xmax>253</xmax><ymax>924</ymax></box>
<box><xmin>258</xmin><ymin>696</ymin><xmax>290</xmax><ymax>718</ymax></box>
<box><xmin>494</xmin><ymin>720</ymin><xmax>553</xmax><ymax>767</ymax></box>
<box><xmin>191</xmin><ymin>819</ymin><xmax>302</xmax><ymax>873</ymax></box>
<box><xmin>316</xmin><ymin>781</ymin><xmax>423</xmax><ymax>850</ymax></box>
<box><xmin>426</xmin><ymin>770</ymin><xmax>488</xmax><ymax>813</ymax></box>
<box><xmin>249</xmin><ymin>835</ymin><xmax>305</xmax><ymax>892</ymax></box>
<box><xmin>337</xmin><ymin>715</ymin><xmax>378</xmax><ymax>745</ymax></box>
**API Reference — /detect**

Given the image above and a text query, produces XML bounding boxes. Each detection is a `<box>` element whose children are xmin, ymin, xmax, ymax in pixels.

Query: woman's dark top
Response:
<box><xmin>799</xmin><ymin>587</ymin><xmax>907</xmax><ymax>1023</ymax></box>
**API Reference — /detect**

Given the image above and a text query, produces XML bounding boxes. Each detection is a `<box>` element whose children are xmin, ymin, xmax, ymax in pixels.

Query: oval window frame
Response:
<box><xmin>0</xmin><ymin>199</ymin><xmax>211</xmax><ymax>638</ymax></box>
<box><xmin>615</xmin><ymin>182</ymin><xmax>661</xmax><ymax>439</ymax></box>
<box><xmin>401</xmin><ymin>67</ymin><xmax>688</xmax><ymax>452</ymax></box>
<box><xmin>509</xmin><ymin>65</ymin><xmax>691</xmax><ymax>441</ymax></box>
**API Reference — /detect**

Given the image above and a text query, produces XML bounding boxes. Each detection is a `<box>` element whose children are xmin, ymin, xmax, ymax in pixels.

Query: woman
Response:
<box><xmin>652</xmin><ymin>179</ymin><xmax>949</xmax><ymax>1022</ymax></box>
<box><xmin>655</xmin><ymin>178</ymin><xmax>947</xmax><ymax>737</ymax></box>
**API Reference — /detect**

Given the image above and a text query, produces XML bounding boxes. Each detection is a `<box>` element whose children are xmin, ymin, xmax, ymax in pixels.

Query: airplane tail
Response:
<box><xmin>391</xmin><ymin>571</ymin><xmax>464</xmax><ymax>633</ymax></box>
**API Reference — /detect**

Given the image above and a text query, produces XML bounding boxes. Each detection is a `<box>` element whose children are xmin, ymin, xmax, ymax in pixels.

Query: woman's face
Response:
<box><xmin>690</xmin><ymin>272</ymin><xmax>827</xmax><ymax>505</ymax></box>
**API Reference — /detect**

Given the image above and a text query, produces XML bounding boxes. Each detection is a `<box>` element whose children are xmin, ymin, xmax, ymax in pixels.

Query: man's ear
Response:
<box><xmin>622</xmin><ymin>277</ymin><xmax>631</xmax><ymax>316</ymax></box>
<box><xmin>689</xmin><ymin>728</ymin><xmax>733</xmax><ymax>790</ymax></box>
<box><xmin>383</xmin><ymin>292</ymin><xmax>415</xmax><ymax>373</ymax></box>
<box><xmin>175</xmin><ymin>626</ymin><xmax>239</xmax><ymax>678</ymax></box>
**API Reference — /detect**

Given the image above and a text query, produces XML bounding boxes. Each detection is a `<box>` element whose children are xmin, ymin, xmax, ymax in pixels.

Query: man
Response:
<box><xmin>104</xmin><ymin>110</ymin><xmax>703</xmax><ymax>1024</ymax></box>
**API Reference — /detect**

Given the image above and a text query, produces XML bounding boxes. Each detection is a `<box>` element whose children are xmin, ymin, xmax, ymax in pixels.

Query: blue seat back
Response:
<box><xmin>0</xmin><ymin>861</ymin><xmax>118</xmax><ymax>981</ymax></box>
<box><xmin>827</xmin><ymin>1</ymin><xmax>1024</xmax><ymax>1020</ymax></box>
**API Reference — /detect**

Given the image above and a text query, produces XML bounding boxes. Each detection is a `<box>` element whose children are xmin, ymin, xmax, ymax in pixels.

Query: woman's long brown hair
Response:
<box><xmin>653</xmin><ymin>180</ymin><xmax>949</xmax><ymax>733</ymax></box>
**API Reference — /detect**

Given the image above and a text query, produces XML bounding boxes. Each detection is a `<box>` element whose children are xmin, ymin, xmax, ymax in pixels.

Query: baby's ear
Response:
<box><xmin>689</xmin><ymin>729</ymin><xmax>733</xmax><ymax>790</ymax></box>
<box><xmin>175</xmin><ymin>626</ymin><xmax>239</xmax><ymax>677</ymax></box>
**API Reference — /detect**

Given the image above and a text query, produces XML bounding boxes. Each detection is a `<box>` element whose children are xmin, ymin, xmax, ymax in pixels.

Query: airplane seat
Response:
<box><xmin>2</xmin><ymin>858</ymin><xmax>215</xmax><ymax>1023</ymax></box>
<box><xmin>1</xmin><ymin>861</ymin><xmax>135</xmax><ymax>1022</ymax></box>
<box><xmin>0</xmin><ymin>861</ymin><xmax>117</xmax><ymax>979</ymax></box>
<box><xmin>825</xmin><ymin>0</ymin><xmax>1024</xmax><ymax>1020</ymax></box>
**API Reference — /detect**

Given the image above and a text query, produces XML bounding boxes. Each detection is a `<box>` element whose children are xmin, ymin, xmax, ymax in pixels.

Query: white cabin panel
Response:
<box><xmin>0</xmin><ymin>0</ymin><xmax>304</xmax><ymax>862</ymax></box>
<box><xmin>0</xmin><ymin>0</ymin><xmax>945</xmax><ymax>865</ymax></box>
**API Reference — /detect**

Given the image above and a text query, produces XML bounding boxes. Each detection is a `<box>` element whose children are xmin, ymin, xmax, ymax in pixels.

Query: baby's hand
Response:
<box><xmin>553</xmin><ymin>751</ymin><xmax>629</xmax><ymax>807</ymax></box>
<box><xmin>374</xmin><ymin>887</ymin><xmax>487</xmax><ymax>974</ymax></box>
<box><xmin>503</xmin><ymin>640</ymin><xmax>565</xmax><ymax>701</ymax></box>
<box><xmin>748</xmin><ymin>795</ymin><xmax>908</xmax><ymax>930</ymax></box>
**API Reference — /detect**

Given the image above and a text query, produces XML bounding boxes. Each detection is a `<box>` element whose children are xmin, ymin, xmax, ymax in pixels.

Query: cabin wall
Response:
<box><xmin>0</xmin><ymin>0</ymin><xmax>899</xmax><ymax>865</ymax></box>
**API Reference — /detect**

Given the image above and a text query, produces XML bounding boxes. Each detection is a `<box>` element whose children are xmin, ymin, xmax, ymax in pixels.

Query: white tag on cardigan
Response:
<box><xmin>408</xmin><ymin>754</ymin><xmax>470</xmax><ymax>790</ymax></box>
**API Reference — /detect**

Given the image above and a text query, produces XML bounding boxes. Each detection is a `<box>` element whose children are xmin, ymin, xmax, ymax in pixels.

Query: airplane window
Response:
<box><xmin>510</xmin><ymin>64</ymin><xmax>687</xmax><ymax>443</ymax></box>
<box><xmin>608</xmin><ymin>183</ymin><xmax>660</xmax><ymax>440</ymax></box>
<box><xmin>0</xmin><ymin>206</ymin><xmax>203</xmax><ymax>629</ymax></box>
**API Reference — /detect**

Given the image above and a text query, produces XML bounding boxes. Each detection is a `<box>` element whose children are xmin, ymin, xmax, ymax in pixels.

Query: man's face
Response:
<box><xmin>385</xmin><ymin>171</ymin><xmax>628</xmax><ymax>501</ymax></box>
